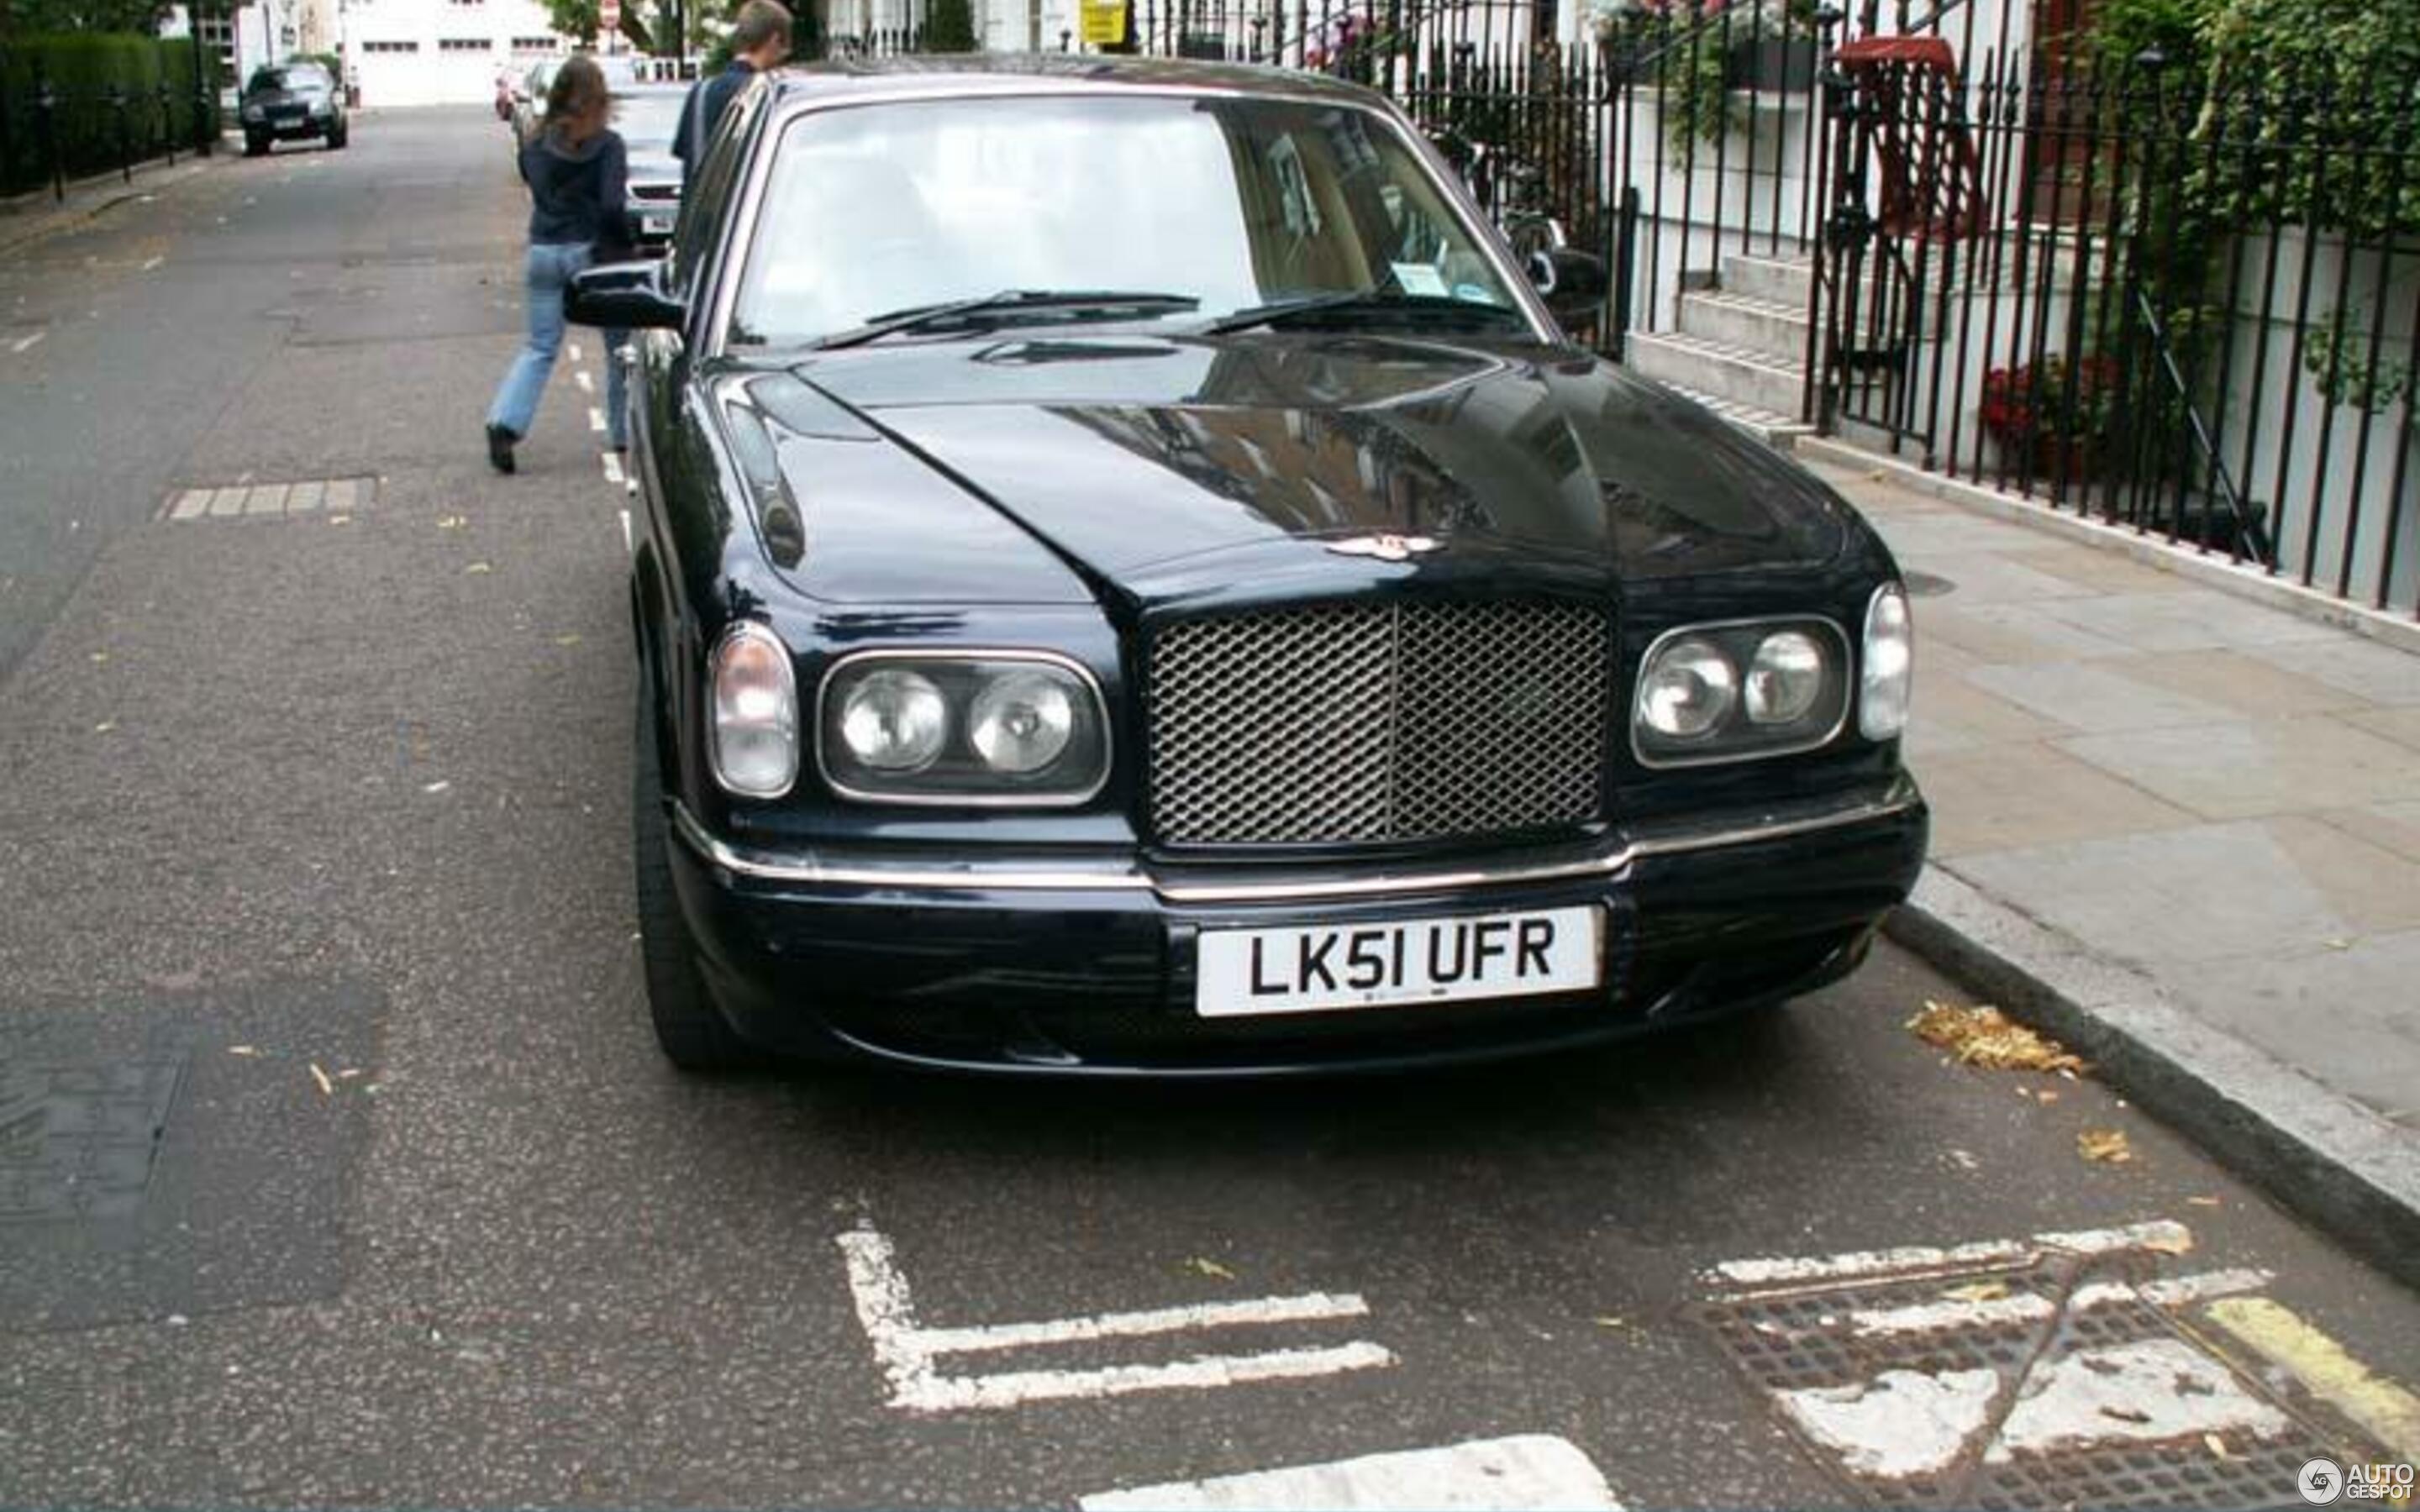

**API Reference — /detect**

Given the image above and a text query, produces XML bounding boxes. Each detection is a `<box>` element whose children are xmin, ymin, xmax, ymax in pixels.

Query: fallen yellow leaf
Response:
<box><xmin>2205</xmin><ymin>1433</ymin><xmax>2229</xmax><ymax>1459</ymax></box>
<box><xmin>1907</xmin><ymin>1001</ymin><xmax>2086</xmax><ymax>1074</ymax></box>
<box><xmin>1591</xmin><ymin>1315</ymin><xmax>1628</xmax><ymax>1330</ymax></box>
<box><xmin>308</xmin><ymin>1063</ymin><xmax>334</xmax><ymax>1097</ymax></box>
<box><xmin>465</xmin><ymin>562</ymin><xmax>492</xmax><ymax>575</ymax></box>
<box><xmin>1943</xmin><ymin>1280</ymin><xmax>2011</xmax><ymax>1304</ymax></box>
<box><xmin>2187</xmin><ymin>1195</ymin><xmax>2223</xmax><ymax>1208</ymax></box>
<box><xmin>1183</xmin><ymin>1257</ymin><xmax>1237</xmax><ymax>1281</ymax></box>
<box><xmin>2078</xmin><ymin>1127</ymin><xmax>2133</xmax><ymax>1163</ymax></box>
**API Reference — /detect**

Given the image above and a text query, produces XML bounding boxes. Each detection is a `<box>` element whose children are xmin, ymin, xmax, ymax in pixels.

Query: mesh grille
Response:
<box><xmin>1148</xmin><ymin>600</ymin><xmax>1611</xmax><ymax>847</ymax></box>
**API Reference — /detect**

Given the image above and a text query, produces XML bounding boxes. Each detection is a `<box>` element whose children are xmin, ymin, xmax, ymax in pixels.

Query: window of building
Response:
<box><xmin>510</xmin><ymin>36</ymin><xmax>560</xmax><ymax>50</ymax></box>
<box><xmin>362</xmin><ymin>39</ymin><xmax>419</xmax><ymax>51</ymax></box>
<box><xmin>439</xmin><ymin>37</ymin><xmax>491</xmax><ymax>50</ymax></box>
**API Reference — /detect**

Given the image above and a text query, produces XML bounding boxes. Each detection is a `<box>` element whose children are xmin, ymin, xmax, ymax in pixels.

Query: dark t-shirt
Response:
<box><xmin>671</xmin><ymin>60</ymin><xmax>757</xmax><ymax>178</ymax></box>
<box><xmin>521</xmin><ymin>129</ymin><xmax>629</xmax><ymax>248</ymax></box>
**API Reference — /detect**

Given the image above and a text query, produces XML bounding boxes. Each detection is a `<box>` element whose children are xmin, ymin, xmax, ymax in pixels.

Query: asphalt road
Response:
<box><xmin>3</xmin><ymin>107</ymin><xmax>2417</xmax><ymax>1509</ymax></box>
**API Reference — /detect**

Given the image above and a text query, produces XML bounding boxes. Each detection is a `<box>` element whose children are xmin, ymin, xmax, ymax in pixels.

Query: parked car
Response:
<box><xmin>239</xmin><ymin>60</ymin><xmax>347</xmax><ymax>155</ymax></box>
<box><xmin>611</xmin><ymin>84</ymin><xmax>688</xmax><ymax>253</ymax></box>
<box><xmin>567</xmin><ymin>56</ymin><xmax>1927</xmax><ymax>1077</ymax></box>
<box><xmin>510</xmin><ymin>58</ymin><xmax>560</xmax><ymax>148</ymax></box>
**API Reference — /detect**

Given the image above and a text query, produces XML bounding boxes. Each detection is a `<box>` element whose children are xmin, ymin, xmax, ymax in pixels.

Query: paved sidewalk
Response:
<box><xmin>1805</xmin><ymin>453</ymin><xmax>2420</xmax><ymax>1263</ymax></box>
<box><xmin>0</xmin><ymin>146</ymin><xmax>229</xmax><ymax>256</ymax></box>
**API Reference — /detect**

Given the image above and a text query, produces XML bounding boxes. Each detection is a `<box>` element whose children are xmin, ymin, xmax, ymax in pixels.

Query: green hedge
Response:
<box><xmin>2</xmin><ymin>34</ymin><xmax>223</xmax><ymax>197</ymax></box>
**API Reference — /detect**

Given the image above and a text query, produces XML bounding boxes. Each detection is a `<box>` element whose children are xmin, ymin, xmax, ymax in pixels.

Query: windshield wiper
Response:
<box><xmin>1203</xmin><ymin>290</ymin><xmax>1526</xmax><ymax>336</ymax></box>
<box><xmin>810</xmin><ymin>290</ymin><xmax>1201</xmax><ymax>350</ymax></box>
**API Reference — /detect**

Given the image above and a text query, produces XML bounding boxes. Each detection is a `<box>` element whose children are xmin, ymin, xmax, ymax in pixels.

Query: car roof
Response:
<box><xmin>768</xmin><ymin>52</ymin><xmax>1381</xmax><ymax>108</ymax></box>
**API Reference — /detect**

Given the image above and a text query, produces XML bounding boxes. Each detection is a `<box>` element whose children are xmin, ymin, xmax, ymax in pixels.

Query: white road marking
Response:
<box><xmin>588</xmin><ymin>406</ymin><xmax>606</xmax><ymax>433</ymax></box>
<box><xmin>574</xmin><ymin>370</ymin><xmax>594</xmax><ymax>395</ymax></box>
<box><xmin>1712</xmin><ymin>1221</ymin><xmax>2191</xmax><ymax>1290</ymax></box>
<box><xmin>914</xmin><ymin>1292</ymin><xmax>1370</xmax><ymax>1357</ymax></box>
<box><xmin>1986</xmin><ymin>1339</ymin><xmax>2290</xmax><ymax>1460</ymax></box>
<box><xmin>1079</xmin><ymin>1436</ymin><xmax>1624</xmax><ymax>1512</ymax></box>
<box><xmin>168</xmin><ymin>489</ymin><xmax>212</xmax><ymax>521</ymax></box>
<box><xmin>837</xmin><ymin>1225</ymin><xmax>1394</xmax><ymax>1415</ymax></box>
<box><xmin>1781</xmin><ymin>1368</ymin><xmax>2001</xmax><ymax>1478</ymax></box>
<box><xmin>568</xmin><ymin>342</ymin><xmax>583</xmax><ymax>361</ymax></box>
<box><xmin>9</xmin><ymin>331</ymin><xmax>44</xmax><ymax>354</ymax></box>
<box><xmin>617</xmin><ymin>507</ymin><xmax>632</xmax><ymax>554</ymax></box>
<box><xmin>601</xmin><ymin>451</ymin><xmax>625</xmax><ymax>486</ymax></box>
<box><xmin>1844</xmin><ymin>1268</ymin><xmax>2271</xmax><ymax>1337</ymax></box>
<box><xmin>141</xmin><ymin>255</ymin><xmax>163</xmax><ymax>271</ymax></box>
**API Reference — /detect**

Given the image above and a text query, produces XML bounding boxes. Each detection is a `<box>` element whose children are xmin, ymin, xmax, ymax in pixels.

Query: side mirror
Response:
<box><xmin>1528</xmin><ymin>248</ymin><xmax>1611</xmax><ymax>323</ymax></box>
<box><xmin>567</xmin><ymin>260</ymin><xmax>684</xmax><ymax>330</ymax></box>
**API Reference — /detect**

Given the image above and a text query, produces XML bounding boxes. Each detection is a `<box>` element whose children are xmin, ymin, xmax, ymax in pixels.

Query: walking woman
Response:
<box><xmin>485</xmin><ymin>55</ymin><xmax>630</xmax><ymax>474</ymax></box>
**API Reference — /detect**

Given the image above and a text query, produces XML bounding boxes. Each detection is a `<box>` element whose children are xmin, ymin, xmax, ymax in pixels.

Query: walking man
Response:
<box><xmin>673</xmin><ymin>0</ymin><xmax>793</xmax><ymax>181</ymax></box>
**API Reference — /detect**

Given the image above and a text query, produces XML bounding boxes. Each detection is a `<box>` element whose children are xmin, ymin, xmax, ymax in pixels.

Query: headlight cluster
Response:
<box><xmin>1633</xmin><ymin>617</ymin><xmax>1853</xmax><ymax>766</ymax></box>
<box><xmin>818</xmin><ymin>653</ymin><xmax>1108</xmax><ymax>804</ymax></box>
<box><xmin>242</xmin><ymin>103</ymin><xmax>265</xmax><ymax>122</ymax></box>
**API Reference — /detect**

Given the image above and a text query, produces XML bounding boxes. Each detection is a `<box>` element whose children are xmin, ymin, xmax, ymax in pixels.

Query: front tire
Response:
<box><xmin>632</xmin><ymin>674</ymin><xmax>760</xmax><ymax>1072</ymax></box>
<box><xmin>244</xmin><ymin>133</ymin><xmax>268</xmax><ymax>157</ymax></box>
<box><xmin>327</xmin><ymin>123</ymin><xmax>348</xmax><ymax>150</ymax></box>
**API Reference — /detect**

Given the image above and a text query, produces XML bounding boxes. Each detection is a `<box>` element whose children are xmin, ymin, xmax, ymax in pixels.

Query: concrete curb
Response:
<box><xmin>1885</xmin><ymin>864</ymin><xmax>2420</xmax><ymax>1292</ymax></box>
<box><xmin>0</xmin><ymin>152</ymin><xmax>226</xmax><ymax>257</ymax></box>
<box><xmin>1796</xmin><ymin>436</ymin><xmax>2420</xmax><ymax>659</ymax></box>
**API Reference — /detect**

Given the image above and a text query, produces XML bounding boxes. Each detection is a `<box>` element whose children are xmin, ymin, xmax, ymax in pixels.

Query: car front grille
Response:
<box><xmin>629</xmin><ymin>182</ymin><xmax>680</xmax><ymax>202</ymax></box>
<box><xmin>1147</xmin><ymin>600</ymin><xmax>1612</xmax><ymax>847</ymax></box>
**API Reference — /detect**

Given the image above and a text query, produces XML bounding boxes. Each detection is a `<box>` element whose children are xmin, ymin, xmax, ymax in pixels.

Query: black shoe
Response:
<box><xmin>486</xmin><ymin>423</ymin><xmax>517</xmax><ymax>475</ymax></box>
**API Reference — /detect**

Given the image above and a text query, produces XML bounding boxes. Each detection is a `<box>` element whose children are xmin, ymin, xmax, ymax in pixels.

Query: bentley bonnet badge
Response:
<box><xmin>1326</xmin><ymin>533</ymin><xmax>1440</xmax><ymax>562</ymax></box>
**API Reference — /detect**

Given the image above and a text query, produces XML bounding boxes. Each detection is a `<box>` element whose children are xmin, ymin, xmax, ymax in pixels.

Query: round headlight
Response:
<box><xmin>839</xmin><ymin>669</ymin><xmax>947</xmax><ymax>772</ymax></box>
<box><xmin>1639</xmin><ymin>638</ymin><xmax>1737</xmax><ymax>739</ymax></box>
<box><xmin>1746</xmin><ymin>630</ymin><xmax>1827</xmax><ymax>725</ymax></box>
<box><xmin>969</xmin><ymin>669</ymin><xmax>1075</xmax><ymax>774</ymax></box>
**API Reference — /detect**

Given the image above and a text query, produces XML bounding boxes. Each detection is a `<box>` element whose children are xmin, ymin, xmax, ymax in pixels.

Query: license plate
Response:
<box><xmin>1196</xmin><ymin>905</ymin><xmax>1602</xmax><ymax>1018</ymax></box>
<box><xmin>641</xmin><ymin>212</ymin><xmax>673</xmax><ymax>234</ymax></box>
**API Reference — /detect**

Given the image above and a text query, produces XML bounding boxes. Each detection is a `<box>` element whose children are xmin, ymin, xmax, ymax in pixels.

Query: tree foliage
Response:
<box><xmin>923</xmin><ymin>0</ymin><xmax>975</xmax><ymax>51</ymax></box>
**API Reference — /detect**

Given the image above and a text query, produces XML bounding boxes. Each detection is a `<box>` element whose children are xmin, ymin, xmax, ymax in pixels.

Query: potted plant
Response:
<box><xmin>1723</xmin><ymin>0</ymin><xmax>1821</xmax><ymax>90</ymax></box>
<box><xmin>1979</xmin><ymin>355</ymin><xmax>2121</xmax><ymax>480</ymax></box>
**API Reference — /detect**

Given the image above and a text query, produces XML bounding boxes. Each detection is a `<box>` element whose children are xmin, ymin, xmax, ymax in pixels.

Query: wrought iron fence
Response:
<box><xmin>1812</xmin><ymin>39</ymin><xmax>2420</xmax><ymax>614</ymax></box>
<box><xmin>1</xmin><ymin>39</ymin><xmax>223</xmax><ymax>202</ymax></box>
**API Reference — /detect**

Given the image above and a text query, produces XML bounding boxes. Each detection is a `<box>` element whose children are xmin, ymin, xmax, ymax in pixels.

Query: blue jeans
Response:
<box><xmin>487</xmin><ymin>242</ymin><xmax>629</xmax><ymax>449</ymax></box>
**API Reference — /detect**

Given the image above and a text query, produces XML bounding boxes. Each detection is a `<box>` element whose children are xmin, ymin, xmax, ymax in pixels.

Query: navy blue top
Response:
<box><xmin>520</xmin><ymin>128</ymin><xmax>629</xmax><ymax>247</ymax></box>
<box><xmin>671</xmin><ymin>60</ymin><xmax>757</xmax><ymax>177</ymax></box>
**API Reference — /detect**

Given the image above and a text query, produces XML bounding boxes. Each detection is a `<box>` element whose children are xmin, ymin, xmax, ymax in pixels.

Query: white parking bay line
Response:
<box><xmin>568</xmin><ymin>343</ymin><xmax>583</xmax><ymax>361</ymax></box>
<box><xmin>575</xmin><ymin>370</ymin><xmax>594</xmax><ymax>395</ymax></box>
<box><xmin>589</xmin><ymin>407</ymin><xmax>606</xmax><ymax>433</ymax></box>
<box><xmin>9</xmin><ymin>331</ymin><xmax>45</xmax><ymax>354</ymax></box>
<box><xmin>1711</xmin><ymin>1221</ymin><xmax>2192</xmax><ymax>1290</ymax></box>
<box><xmin>1843</xmin><ymin>1268</ymin><xmax>2271</xmax><ymax>1338</ymax></box>
<box><xmin>837</xmin><ymin>1226</ymin><xmax>1394</xmax><ymax>1415</ymax></box>
<box><xmin>602</xmin><ymin>451</ymin><xmax>626</xmax><ymax>486</ymax></box>
<box><xmin>1079</xmin><ymin>1435</ymin><xmax>1625</xmax><ymax>1512</ymax></box>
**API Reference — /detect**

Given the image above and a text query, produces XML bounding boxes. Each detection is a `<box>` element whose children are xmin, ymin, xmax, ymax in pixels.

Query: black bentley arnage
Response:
<box><xmin>567</xmin><ymin>54</ymin><xmax>1927</xmax><ymax>1076</ymax></box>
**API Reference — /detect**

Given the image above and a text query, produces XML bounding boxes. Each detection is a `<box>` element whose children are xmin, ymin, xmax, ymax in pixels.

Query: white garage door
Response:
<box><xmin>357</xmin><ymin>39</ymin><xmax>502</xmax><ymax>107</ymax></box>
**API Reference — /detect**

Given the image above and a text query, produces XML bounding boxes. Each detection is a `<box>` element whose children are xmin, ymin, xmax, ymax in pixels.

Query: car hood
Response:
<box><xmin>754</xmin><ymin>333</ymin><xmax>1856</xmax><ymax>603</ymax></box>
<box><xmin>628</xmin><ymin>150</ymin><xmax>679</xmax><ymax>186</ymax></box>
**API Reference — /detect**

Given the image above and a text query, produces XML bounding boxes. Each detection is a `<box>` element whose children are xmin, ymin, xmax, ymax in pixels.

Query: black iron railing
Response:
<box><xmin>1</xmin><ymin>40</ymin><xmax>221</xmax><ymax>202</ymax></box>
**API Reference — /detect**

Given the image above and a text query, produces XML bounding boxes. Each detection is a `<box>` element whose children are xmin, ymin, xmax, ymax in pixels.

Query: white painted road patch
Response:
<box><xmin>837</xmin><ymin>1225</ymin><xmax>1394</xmax><ymax>1415</ymax></box>
<box><xmin>9</xmin><ymin>330</ymin><xmax>45</xmax><ymax>354</ymax></box>
<box><xmin>1079</xmin><ymin>1435</ymin><xmax>1623</xmax><ymax>1511</ymax></box>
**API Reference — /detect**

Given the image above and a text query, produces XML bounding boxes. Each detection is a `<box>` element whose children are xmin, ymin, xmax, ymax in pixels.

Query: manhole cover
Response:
<box><xmin>0</xmin><ymin>1058</ymin><xmax>186</xmax><ymax>1224</ymax></box>
<box><xmin>1697</xmin><ymin>1251</ymin><xmax>2381</xmax><ymax>1509</ymax></box>
<box><xmin>1904</xmin><ymin>570</ymin><xmax>1956</xmax><ymax>597</ymax></box>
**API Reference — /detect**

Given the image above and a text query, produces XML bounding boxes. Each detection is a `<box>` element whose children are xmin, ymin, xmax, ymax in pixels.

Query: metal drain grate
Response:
<box><xmin>160</xmin><ymin>476</ymin><xmax>374</xmax><ymax>522</ymax></box>
<box><xmin>1697</xmin><ymin>1253</ymin><xmax>2380</xmax><ymax>1509</ymax></box>
<box><xmin>0</xmin><ymin>1058</ymin><xmax>186</xmax><ymax>1223</ymax></box>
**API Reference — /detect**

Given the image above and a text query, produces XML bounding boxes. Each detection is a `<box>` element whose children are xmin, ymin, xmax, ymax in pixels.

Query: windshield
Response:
<box><xmin>729</xmin><ymin>94</ymin><xmax>1527</xmax><ymax>347</ymax></box>
<box><xmin>613</xmin><ymin>92</ymin><xmax>687</xmax><ymax>154</ymax></box>
<box><xmin>249</xmin><ymin>66</ymin><xmax>326</xmax><ymax>95</ymax></box>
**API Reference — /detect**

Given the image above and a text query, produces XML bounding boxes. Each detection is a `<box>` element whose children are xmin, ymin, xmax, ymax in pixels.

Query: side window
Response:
<box><xmin>666</xmin><ymin>79</ymin><xmax>764</xmax><ymax>301</ymax></box>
